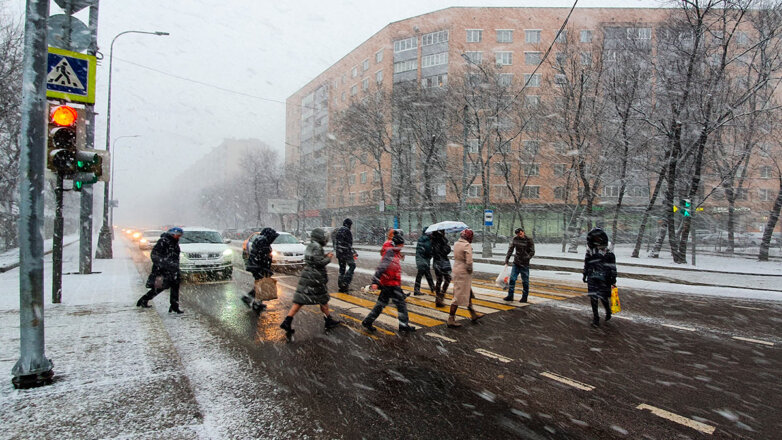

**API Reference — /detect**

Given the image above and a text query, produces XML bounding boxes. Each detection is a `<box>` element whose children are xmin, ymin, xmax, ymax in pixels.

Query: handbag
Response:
<box><xmin>610</xmin><ymin>286</ymin><xmax>621</xmax><ymax>314</ymax></box>
<box><xmin>254</xmin><ymin>277</ymin><xmax>278</xmax><ymax>301</ymax></box>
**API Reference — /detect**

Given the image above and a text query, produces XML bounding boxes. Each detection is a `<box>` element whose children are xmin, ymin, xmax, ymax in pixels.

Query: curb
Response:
<box><xmin>0</xmin><ymin>239</ymin><xmax>80</xmax><ymax>274</ymax></box>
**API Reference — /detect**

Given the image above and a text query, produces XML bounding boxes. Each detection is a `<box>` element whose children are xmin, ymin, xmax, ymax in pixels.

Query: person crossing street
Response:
<box><xmin>503</xmin><ymin>228</ymin><xmax>535</xmax><ymax>303</ymax></box>
<box><xmin>334</xmin><ymin>218</ymin><xmax>358</xmax><ymax>293</ymax></box>
<box><xmin>413</xmin><ymin>227</ymin><xmax>435</xmax><ymax>296</ymax></box>
<box><xmin>362</xmin><ymin>234</ymin><xmax>416</xmax><ymax>333</ymax></box>
<box><xmin>243</xmin><ymin>227</ymin><xmax>279</xmax><ymax>312</ymax></box>
<box><xmin>430</xmin><ymin>230</ymin><xmax>451</xmax><ymax>308</ymax></box>
<box><xmin>136</xmin><ymin>227</ymin><xmax>184</xmax><ymax>314</ymax></box>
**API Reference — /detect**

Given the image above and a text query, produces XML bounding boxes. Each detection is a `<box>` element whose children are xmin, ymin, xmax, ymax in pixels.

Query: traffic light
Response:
<box><xmin>47</xmin><ymin>104</ymin><xmax>80</xmax><ymax>173</ymax></box>
<box><xmin>72</xmin><ymin>150</ymin><xmax>102</xmax><ymax>192</ymax></box>
<box><xmin>681</xmin><ymin>199</ymin><xmax>692</xmax><ymax>217</ymax></box>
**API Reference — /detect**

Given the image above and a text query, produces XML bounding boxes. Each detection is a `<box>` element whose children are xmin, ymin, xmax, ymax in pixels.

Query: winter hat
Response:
<box><xmin>168</xmin><ymin>227</ymin><xmax>183</xmax><ymax>236</ymax></box>
<box><xmin>392</xmin><ymin>234</ymin><xmax>405</xmax><ymax>246</ymax></box>
<box><xmin>343</xmin><ymin>218</ymin><xmax>353</xmax><ymax>227</ymax></box>
<box><xmin>461</xmin><ymin>229</ymin><xmax>474</xmax><ymax>243</ymax></box>
<box><xmin>587</xmin><ymin>228</ymin><xmax>608</xmax><ymax>249</ymax></box>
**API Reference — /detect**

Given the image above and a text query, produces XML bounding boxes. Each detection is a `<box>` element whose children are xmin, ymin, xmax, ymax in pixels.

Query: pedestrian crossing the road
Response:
<box><xmin>277</xmin><ymin>276</ymin><xmax>586</xmax><ymax>337</ymax></box>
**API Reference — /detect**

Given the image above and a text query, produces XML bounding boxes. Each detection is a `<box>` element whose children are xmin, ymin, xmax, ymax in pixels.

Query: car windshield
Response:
<box><xmin>180</xmin><ymin>231</ymin><xmax>223</xmax><ymax>244</ymax></box>
<box><xmin>274</xmin><ymin>234</ymin><xmax>299</xmax><ymax>244</ymax></box>
<box><xmin>143</xmin><ymin>230</ymin><xmax>163</xmax><ymax>238</ymax></box>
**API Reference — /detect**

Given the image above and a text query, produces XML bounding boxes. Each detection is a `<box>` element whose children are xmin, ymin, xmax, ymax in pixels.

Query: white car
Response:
<box><xmin>178</xmin><ymin>227</ymin><xmax>233</xmax><ymax>279</ymax></box>
<box><xmin>138</xmin><ymin>229</ymin><xmax>164</xmax><ymax>250</ymax></box>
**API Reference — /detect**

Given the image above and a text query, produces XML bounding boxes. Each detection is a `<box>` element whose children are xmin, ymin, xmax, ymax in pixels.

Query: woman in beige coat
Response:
<box><xmin>448</xmin><ymin>229</ymin><xmax>483</xmax><ymax>328</ymax></box>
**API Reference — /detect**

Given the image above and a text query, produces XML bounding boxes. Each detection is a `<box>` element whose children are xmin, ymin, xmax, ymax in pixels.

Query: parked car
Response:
<box><xmin>242</xmin><ymin>231</ymin><xmax>306</xmax><ymax>271</ymax></box>
<box><xmin>178</xmin><ymin>227</ymin><xmax>233</xmax><ymax>280</ymax></box>
<box><xmin>138</xmin><ymin>229</ymin><xmax>164</xmax><ymax>250</ymax></box>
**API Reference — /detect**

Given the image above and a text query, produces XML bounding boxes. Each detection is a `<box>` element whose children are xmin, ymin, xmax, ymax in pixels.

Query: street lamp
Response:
<box><xmin>96</xmin><ymin>30</ymin><xmax>169</xmax><ymax>259</ymax></box>
<box><xmin>109</xmin><ymin>135</ymin><xmax>140</xmax><ymax>232</ymax></box>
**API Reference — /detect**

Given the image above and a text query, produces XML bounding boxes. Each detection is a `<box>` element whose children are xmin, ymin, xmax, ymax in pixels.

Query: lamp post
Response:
<box><xmin>109</xmin><ymin>135</ymin><xmax>140</xmax><ymax>231</ymax></box>
<box><xmin>96</xmin><ymin>30</ymin><xmax>169</xmax><ymax>259</ymax></box>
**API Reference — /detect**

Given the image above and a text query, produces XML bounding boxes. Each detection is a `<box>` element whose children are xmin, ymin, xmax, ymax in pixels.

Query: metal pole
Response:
<box><xmin>109</xmin><ymin>135</ymin><xmax>139</xmax><ymax>231</ymax></box>
<box><xmin>96</xmin><ymin>30</ymin><xmax>169</xmax><ymax>259</ymax></box>
<box><xmin>460</xmin><ymin>105</ymin><xmax>468</xmax><ymax>219</ymax></box>
<box><xmin>53</xmin><ymin>174</ymin><xmax>64</xmax><ymax>303</ymax></box>
<box><xmin>13</xmin><ymin>0</ymin><xmax>54</xmax><ymax>389</ymax></box>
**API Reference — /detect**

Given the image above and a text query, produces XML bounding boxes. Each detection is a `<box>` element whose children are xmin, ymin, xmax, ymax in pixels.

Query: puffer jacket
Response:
<box><xmin>246</xmin><ymin>228</ymin><xmax>279</xmax><ymax>277</ymax></box>
<box><xmin>505</xmin><ymin>235</ymin><xmax>535</xmax><ymax>267</ymax></box>
<box><xmin>293</xmin><ymin>228</ymin><xmax>332</xmax><ymax>305</ymax></box>
<box><xmin>583</xmin><ymin>248</ymin><xmax>617</xmax><ymax>297</ymax></box>
<box><xmin>372</xmin><ymin>245</ymin><xmax>402</xmax><ymax>287</ymax></box>
<box><xmin>334</xmin><ymin>222</ymin><xmax>355</xmax><ymax>261</ymax></box>
<box><xmin>431</xmin><ymin>233</ymin><xmax>452</xmax><ymax>272</ymax></box>
<box><xmin>415</xmin><ymin>228</ymin><xmax>433</xmax><ymax>270</ymax></box>
<box><xmin>151</xmin><ymin>233</ymin><xmax>180</xmax><ymax>274</ymax></box>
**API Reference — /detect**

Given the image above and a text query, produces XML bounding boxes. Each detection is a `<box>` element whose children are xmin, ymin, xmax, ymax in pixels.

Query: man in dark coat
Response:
<box><xmin>430</xmin><ymin>230</ymin><xmax>451</xmax><ymax>308</ymax></box>
<box><xmin>137</xmin><ymin>227</ymin><xmax>184</xmax><ymax>313</ymax></box>
<box><xmin>243</xmin><ymin>227</ymin><xmax>279</xmax><ymax>311</ymax></box>
<box><xmin>583</xmin><ymin>228</ymin><xmax>617</xmax><ymax>327</ymax></box>
<box><xmin>334</xmin><ymin>218</ymin><xmax>357</xmax><ymax>293</ymax></box>
<box><xmin>413</xmin><ymin>227</ymin><xmax>435</xmax><ymax>296</ymax></box>
<box><xmin>504</xmin><ymin>227</ymin><xmax>536</xmax><ymax>303</ymax></box>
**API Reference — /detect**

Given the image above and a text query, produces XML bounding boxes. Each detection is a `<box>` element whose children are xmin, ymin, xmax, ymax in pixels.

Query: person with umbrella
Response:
<box><xmin>426</xmin><ymin>221</ymin><xmax>468</xmax><ymax>308</ymax></box>
<box><xmin>413</xmin><ymin>227</ymin><xmax>435</xmax><ymax>296</ymax></box>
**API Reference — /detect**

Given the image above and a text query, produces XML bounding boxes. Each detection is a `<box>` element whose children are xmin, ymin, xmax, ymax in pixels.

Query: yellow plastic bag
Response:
<box><xmin>610</xmin><ymin>286</ymin><xmax>621</xmax><ymax>314</ymax></box>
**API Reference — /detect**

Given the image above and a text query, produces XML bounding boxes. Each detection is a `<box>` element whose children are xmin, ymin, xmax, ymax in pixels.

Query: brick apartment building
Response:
<box><xmin>286</xmin><ymin>7</ymin><xmax>781</xmax><ymax>241</ymax></box>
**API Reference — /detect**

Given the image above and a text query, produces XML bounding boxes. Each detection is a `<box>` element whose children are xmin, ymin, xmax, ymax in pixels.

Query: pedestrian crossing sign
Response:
<box><xmin>46</xmin><ymin>47</ymin><xmax>96</xmax><ymax>104</ymax></box>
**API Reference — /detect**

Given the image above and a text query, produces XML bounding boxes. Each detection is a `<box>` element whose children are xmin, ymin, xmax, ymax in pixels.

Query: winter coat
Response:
<box><xmin>415</xmin><ymin>229</ymin><xmax>433</xmax><ymax>271</ymax></box>
<box><xmin>583</xmin><ymin>248</ymin><xmax>617</xmax><ymax>297</ymax></box>
<box><xmin>246</xmin><ymin>228</ymin><xmax>279</xmax><ymax>277</ymax></box>
<box><xmin>431</xmin><ymin>234</ymin><xmax>452</xmax><ymax>273</ymax></box>
<box><xmin>334</xmin><ymin>223</ymin><xmax>355</xmax><ymax>261</ymax></box>
<box><xmin>451</xmin><ymin>238</ymin><xmax>473</xmax><ymax>307</ymax></box>
<box><xmin>147</xmin><ymin>232</ymin><xmax>180</xmax><ymax>287</ymax></box>
<box><xmin>293</xmin><ymin>228</ymin><xmax>332</xmax><ymax>305</ymax></box>
<box><xmin>505</xmin><ymin>235</ymin><xmax>535</xmax><ymax>267</ymax></box>
<box><xmin>372</xmin><ymin>245</ymin><xmax>403</xmax><ymax>287</ymax></box>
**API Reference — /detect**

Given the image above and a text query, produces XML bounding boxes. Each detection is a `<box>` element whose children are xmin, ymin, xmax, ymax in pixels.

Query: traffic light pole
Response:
<box><xmin>13</xmin><ymin>0</ymin><xmax>54</xmax><ymax>389</ymax></box>
<box><xmin>53</xmin><ymin>174</ymin><xmax>64</xmax><ymax>303</ymax></box>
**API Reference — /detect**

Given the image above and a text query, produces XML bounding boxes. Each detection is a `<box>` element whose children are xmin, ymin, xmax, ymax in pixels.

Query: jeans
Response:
<box><xmin>338</xmin><ymin>258</ymin><xmax>356</xmax><ymax>290</ymax></box>
<box><xmin>414</xmin><ymin>268</ymin><xmax>435</xmax><ymax>293</ymax></box>
<box><xmin>433</xmin><ymin>266</ymin><xmax>451</xmax><ymax>296</ymax></box>
<box><xmin>590</xmin><ymin>294</ymin><xmax>611</xmax><ymax>322</ymax></box>
<box><xmin>507</xmin><ymin>264</ymin><xmax>530</xmax><ymax>301</ymax></box>
<box><xmin>364</xmin><ymin>285</ymin><xmax>410</xmax><ymax>327</ymax></box>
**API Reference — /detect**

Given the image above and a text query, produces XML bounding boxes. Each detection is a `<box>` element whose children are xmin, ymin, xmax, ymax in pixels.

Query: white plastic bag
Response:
<box><xmin>495</xmin><ymin>264</ymin><xmax>510</xmax><ymax>289</ymax></box>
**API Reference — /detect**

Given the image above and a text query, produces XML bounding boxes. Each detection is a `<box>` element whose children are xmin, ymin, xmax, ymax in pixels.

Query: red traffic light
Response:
<box><xmin>51</xmin><ymin>105</ymin><xmax>78</xmax><ymax>127</ymax></box>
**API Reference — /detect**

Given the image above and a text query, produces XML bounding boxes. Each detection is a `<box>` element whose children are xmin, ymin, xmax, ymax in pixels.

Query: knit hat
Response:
<box><xmin>461</xmin><ymin>229</ymin><xmax>474</xmax><ymax>243</ymax></box>
<box><xmin>392</xmin><ymin>234</ymin><xmax>405</xmax><ymax>246</ymax></box>
<box><xmin>343</xmin><ymin>218</ymin><xmax>353</xmax><ymax>227</ymax></box>
<box><xmin>168</xmin><ymin>227</ymin><xmax>183</xmax><ymax>236</ymax></box>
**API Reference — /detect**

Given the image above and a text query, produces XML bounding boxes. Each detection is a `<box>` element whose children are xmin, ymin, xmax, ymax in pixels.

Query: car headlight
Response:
<box><xmin>222</xmin><ymin>249</ymin><xmax>232</xmax><ymax>257</ymax></box>
<box><xmin>271</xmin><ymin>250</ymin><xmax>278</xmax><ymax>258</ymax></box>
<box><xmin>140</xmin><ymin>239</ymin><xmax>148</xmax><ymax>244</ymax></box>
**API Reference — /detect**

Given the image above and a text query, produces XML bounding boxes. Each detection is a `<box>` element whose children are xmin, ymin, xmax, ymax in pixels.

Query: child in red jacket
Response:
<box><xmin>362</xmin><ymin>234</ymin><xmax>415</xmax><ymax>333</ymax></box>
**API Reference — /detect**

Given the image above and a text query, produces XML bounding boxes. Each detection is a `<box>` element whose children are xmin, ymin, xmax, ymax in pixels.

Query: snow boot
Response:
<box><xmin>399</xmin><ymin>324</ymin><xmax>417</xmax><ymax>333</ymax></box>
<box><xmin>280</xmin><ymin>316</ymin><xmax>295</xmax><ymax>340</ymax></box>
<box><xmin>169</xmin><ymin>304</ymin><xmax>184</xmax><ymax>314</ymax></box>
<box><xmin>361</xmin><ymin>319</ymin><xmax>377</xmax><ymax>333</ymax></box>
<box><xmin>241</xmin><ymin>293</ymin><xmax>254</xmax><ymax>307</ymax></box>
<box><xmin>324</xmin><ymin>315</ymin><xmax>342</xmax><ymax>330</ymax></box>
<box><xmin>447</xmin><ymin>317</ymin><xmax>462</xmax><ymax>328</ymax></box>
<box><xmin>251</xmin><ymin>300</ymin><xmax>266</xmax><ymax>313</ymax></box>
<box><xmin>136</xmin><ymin>297</ymin><xmax>150</xmax><ymax>308</ymax></box>
<box><xmin>469</xmin><ymin>308</ymin><xmax>484</xmax><ymax>323</ymax></box>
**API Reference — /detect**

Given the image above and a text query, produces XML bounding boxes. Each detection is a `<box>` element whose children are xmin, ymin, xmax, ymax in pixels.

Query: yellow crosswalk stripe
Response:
<box><xmin>339</xmin><ymin>314</ymin><xmax>386</xmax><ymax>338</ymax></box>
<box><xmin>472</xmin><ymin>279</ymin><xmax>586</xmax><ymax>295</ymax></box>
<box><xmin>371</xmin><ymin>289</ymin><xmax>474</xmax><ymax>318</ymax></box>
<box><xmin>399</xmin><ymin>286</ymin><xmax>514</xmax><ymax>311</ymax></box>
<box><xmin>469</xmin><ymin>281</ymin><xmax>575</xmax><ymax>300</ymax></box>
<box><xmin>330</xmin><ymin>292</ymin><xmax>444</xmax><ymax>327</ymax></box>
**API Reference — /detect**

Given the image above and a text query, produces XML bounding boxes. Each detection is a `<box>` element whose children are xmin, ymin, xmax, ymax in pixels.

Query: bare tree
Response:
<box><xmin>0</xmin><ymin>5</ymin><xmax>22</xmax><ymax>250</ymax></box>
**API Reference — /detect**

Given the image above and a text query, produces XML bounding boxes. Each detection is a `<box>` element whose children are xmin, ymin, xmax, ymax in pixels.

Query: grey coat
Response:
<box><xmin>293</xmin><ymin>228</ymin><xmax>332</xmax><ymax>305</ymax></box>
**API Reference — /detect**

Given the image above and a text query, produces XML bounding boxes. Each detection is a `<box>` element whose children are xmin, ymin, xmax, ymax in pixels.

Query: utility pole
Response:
<box><xmin>79</xmin><ymin>1</ymin><xmax>99</xmax><ymax>272</ymax></box>
<box><xmin>459</xmin><ymin>105</ymin><xmax>468</xmax><ymax>219</ymax></box>
<box><xmin>13</xmin><ymin>0</ymin><xmax>54</xmax><ymax>389</ymax></box>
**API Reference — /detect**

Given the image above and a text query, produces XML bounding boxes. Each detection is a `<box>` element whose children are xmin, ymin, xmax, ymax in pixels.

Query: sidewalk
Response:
<box><xmin>0</xmin><ymin>234</ymin><xmax>79</xmax><ymax>273</ymax></box>
<box><xmin>0</xmin><ymin>240</ymin><xmax>204</xmax><ymax>439</ymax></box>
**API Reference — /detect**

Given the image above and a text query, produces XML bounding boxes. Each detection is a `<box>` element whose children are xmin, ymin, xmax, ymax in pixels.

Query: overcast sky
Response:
<box><xmin>10</xmin><ymin>0</ymin><xmax>659</xmax><ymax>226</ymax></box>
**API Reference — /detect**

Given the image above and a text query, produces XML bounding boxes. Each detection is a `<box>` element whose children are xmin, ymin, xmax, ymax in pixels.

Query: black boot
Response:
<box><xmin>169</xmin><ymin>304</ymin><xmax>184</xmax><ymax>314</ymax></box>
<box><xmin>361</xmin><ymin>319</ymin><xmax>377</xmax><ymax>333</ymax></box>
<box><xmin>136</xmin><ymin>297</ymin><xmax>150</xmax><ymax>308</ymax></box>
<box><xmin>324</xmin><ymin>315</ymin><xmax>342</xmax><ymax>329</ymax></box>
<box><xmin>280</xmin><ymin>316</ymin><xmax>294</xmax><ymax>332</ymax></box>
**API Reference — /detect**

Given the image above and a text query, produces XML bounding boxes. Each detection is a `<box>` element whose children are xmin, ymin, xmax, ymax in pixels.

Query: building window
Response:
<box><xmin>580</xmin><ymin>30</ymin><xmax>593</xmax><ymax>43</ymax></box>
<box><xmin>362</xmin><ymin>78</ymin><xmax>369</xmax><ymax>91</ymax></box>
<box><xmin>555</xmin><ymin>30</ymin><xmax>568</xmax><ymax>43</ymax></box>
<box><xmin>760</xmin><ymin>165</ymin><xmax>773</xmax><ymax>178</ymax></box>
<box><xmin>468</xmin><ymin>185</ymin><xmax>481</xmax><ymax>198</ymax></box>
<box><xmin>363</xmin><ymin>59</ymin><xmax>369</xmax><ymax>71</ymax></box>
<box><xmin>464</xmin><ymin>51</ymin><xmax>482</xmax><ymax>64</ymax></box>
<box><xmin>495</xmin><ymin>51</ymin><xmax>513</xmax><ymax>66</ymax></box>
<box><xmin>422</xmin><ymin>52</ymin><xmax>448</xmax><ymax>68</ymax></box>
<box><xmin>422</xmin><ymin>30</ymin><xmax>449</xmax><ymax>46</ymax></box>
<box><xmin>341</xmin><ymin>92</ymin><xmax>346</xmax><ymax>101</ymax></box>
<box><xmin>422</xmin><ymin>74</ymin><xmax>448</xmax><ymax>88</ymax></box>
<box><xmin>553</xmin><ymin>163</ymin><xmax>566</xmax><ymax>176</ymax></box>
<box><xmin>523</xmin><ymin>73</ymin><xmax>540</xmax><ymax>87</ymax></box>
<box><xmin>759</xmin><ymin>188</ymin><xmax>771</xmax><ymax>201</ymax></box>
<box><xmin>374</xmin><ymin>170</ymin><xmax>380</xmax><ymax>182</ymax></box>
<box><xmin>522</xmin><ymin>186</ymin><xmax>540</xmax><ymax>199</ymax></box>
<box><xmin>496</xmin><ymin>29</ymin><xmax>513</xmax><ymax>43</ymax></box>
<box><xmin>554</xmin><ymin>186</ymin><xmax>566</xmax><ymax>200</ymax></box>
<box><xmin>466</xmin><ymin>29</ymin><xmax>482</xmax><ymax>43</ymax></box>
<box><xmin>360</xmin><ymin>172</ymin><xmax>367</xmax><ymax>183</ymax></box>
<box><xmin>376</xmin><ymin>70</ymin><xmax>383</xmax><ymax>84</ymax></box>
<box><xmin>393</xmin><ymin>36</ymin><xmax>417</xmax><ymax>53</ymax></box>
<box><xmin>525</xmin><ymin>29</ymin><xmax>541</xmax><ymax>43</ymax></box>
<box><xmin>523</xmin><ymin>163</ymin><xmax>540</xmax><ymax>176</ymax></box>
<box><xmin>350</xmin><ymin>85</ymin><xmax>358</xmax><ymax>96</ymax></box>
<box><xmin>467</xmin><ymin>139</ymin><xmax>479</xmax><ymax>153</ymax></box>
<box><xmin>524</xmin><ymin>51</ymin><xmax>542</xmax><ymax>65</ymax></box>
<box><xmin>523</xmin><ymin>140</ymin><xmax>540</xmax><ymax>155</ymax></box>
<box><xmin>736</xmin><ymin>188</ymin><xmax>749</xmax><ymax>200</ymax></box>
<box><xmin>498</xmin><ymin>73</ymin><xmax>513</xmax><ymax>86</ymax></box>
<box><xmin>351</xmin><ymin>66</ymin><xmax>358</xmax><ymax>78</ymax></box>
<box><xmin>554</xmin><ymin>74</ymin><xmax>567</xmax><ymax>85</ymax></box>
<box><xmin>553</xmin><ymin>142</ymin><xmax>569</xmax><ymax>154</ymax></box>
<box><xmin>525</xmin><ymin>95</ymin><xmax>540</xmax><ymax>107</ymax></box>
<box><xmin>375</xmin><ymin>49</ymin><xmax>383</xmax><ymax>63</ymax></box>
<box><xmin>555</xmin><ymin>51</ymin><xmax>567</xmax><ymax>66</ymax></box>
<box><xmin>349</xmin><ymin>174</ymin><xmax>356</xmax><ymax>185</ymax></box>
<box><xmin>736</xmin><ymin>31</ymin><xmax>749</xmax><ymax>46</ymax></box>
<box><xmin>627</xmin><ymin>27</ymin><xmax>652</xmax><ymax>40</ymax></box>
<box><xmin>602</xmin><ymin>186</ymin><xmax>620</xmax><ymax>198</ymax></box>
<box><xmin>393</xmin><ymin>59</ymin><xmax>417</xmax><ymax>73</ymax></box>
<box><xmin>581</xmin><ymin>52</ymin><xmax>592</xmax><ymax>66</ymax></box>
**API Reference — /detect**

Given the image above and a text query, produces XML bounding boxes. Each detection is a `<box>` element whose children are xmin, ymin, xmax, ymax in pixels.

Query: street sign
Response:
<box><xmin>109</xmin><ymin>200</ymin><xmax>119</xmax><ymax>208</ymax></box>
<box><xmin>268</xmin><ymin>199</ymin><xmax>298</xmax><ymax>214</ymax></box>
<box><xmin>46</xmin><ymin>47</ymin><xmax>96</xmax><ymax>104</ymax></box>
<box><xmin>484</xmin><ymin>209</ymin><xmax>494</xmax><ymax>226</ymax></box>
<box><xmin>378</xmin><ymin>200</ymin><xmax>385</xmax><ymax>212</ymax></box>
<box><xmin>53</xmin><ymin>0</ymin><xmax>95</xmax><ymax>13</ymax></box>
<box><xmin>47</xmin><ymin>14</ymin><xmax>91</xmax><ymax>52</ymax></box>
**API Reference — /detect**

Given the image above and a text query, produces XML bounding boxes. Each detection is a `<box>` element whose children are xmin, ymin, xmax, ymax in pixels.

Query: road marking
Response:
<box><xmin>330</xmin><ymin>292</ymin><xmax>444</xmax><ymax>327</ymax></box>
<box><xmin>474</xmin><ymin>348</ymin><xmax>512</xmax><ymax>363</ymax></box>
<box><xmin>339</xmin><ymin>314</ymin><xmax>379</xmax><ymax>339</ymax></box>
<box><xmin>662</xmin><ymin>324</ymin><xmax>696</xmax><ymax>332</ymax></box>
<box><xmin>399</xmin><ymin>286</ymin><xmax>515</xmax><ymax>311</ymax></box>
<box><xmin>427</xmin><ymin>332</ymin><xmax>457</xmax><ymax>343</ymax></box>
<box><xmin>732</xmin><ymin>336</ymin><xmax>774</xmax><ymax>346</ymax></box>
<box><xmin>636</xmin><ymin>403</ymin><xmax>716</xmax><ymax>435</ymax></box>
<box><xmin>612</xmin><ymin>315</ymin><xmax>633</xmax><ymax>321</ymax></box>
<box><xmin>731</xmin><ymin>305</ymin><xmax>764</xmax><ymax>311</ymax></box>
<box><xmin>540</xmin><ymin>372</ymin><xmax>595</xmax><ymax>391</ymax></box>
